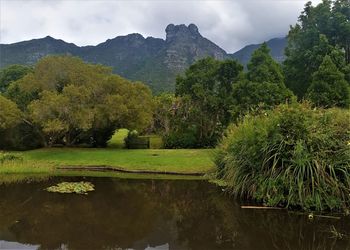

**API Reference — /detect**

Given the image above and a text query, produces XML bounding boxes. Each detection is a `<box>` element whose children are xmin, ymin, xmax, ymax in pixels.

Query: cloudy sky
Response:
<box><xmin>0</xmin><ymin>0</ymin><xmax>321</xmax><ymax>53</ymax></box>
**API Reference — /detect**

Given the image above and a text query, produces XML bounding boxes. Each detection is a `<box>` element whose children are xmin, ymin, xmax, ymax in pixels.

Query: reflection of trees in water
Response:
<box><xmin>230</xmin><ymin>209</ymin><xmax>350</xmax><ymax>250</ymax></box>
<box><xmin>0</xmin><ymin>178</ymin><xmax>349</xmax><ymax>250</ymax></box>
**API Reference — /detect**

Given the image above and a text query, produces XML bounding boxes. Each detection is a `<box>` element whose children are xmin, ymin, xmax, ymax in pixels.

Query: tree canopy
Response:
<box><xmin>0</xmin><ymin>95</ymin><xmax>22</xmax><ymax>130</ymax></box>
<box><xmin>1</xmin><ymin>55</ymin><xmax>153</xmax><ymax>148</ymax></box>
<box><xmin>171</xmin><ymin>58</ymin><xmax>243</xmax><ymax>147</ymax></box>
<box><xmin>0</xmin><ymin>64</ymin><xmax>32</xmax><ymax>93</ymax></box>
<box><xmin>247</xmin><ymin>43</ymin><xmax>284</xmax><ymax>85</ymax></box>
<box><xmin>307</xmin><ymin>55</ymin><xmax>350</xmax><ymax>107</ymax></box>
<box><xmin>284</xmin><ymin>0</ymin><xmax>350</xmax><ymax>98</ymax></box>
<box><xmin>232</xmin><ymin>44</ymin><xmax>293</xmax><ymax>119</ymax></box>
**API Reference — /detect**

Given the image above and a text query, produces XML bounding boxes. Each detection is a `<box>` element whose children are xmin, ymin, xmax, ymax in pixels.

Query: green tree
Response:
<box><xmin>247</xmin><ymin>43</ymin><xmax>284</xmax><ymax>85</ymax></box>
<box><xmin>152</xmin><ymin>93</ymin><xmax>175</xmax><ymax>135</ymax></box>
<box><xmin>231</xmin><ymin>81</ymin><xmax>293</xmax><ymax>118</ymax></box>
<box><xmin>331</xmin><ymin>0</ymin><xmax>350</xmax><ymax>63</ymax></box>
<box><xmin>0</xmin><ymin>65</ymin><xmax>32</xmax><ymax>93</ymax></box>
<box><xmin>307</xmin><ymin>55</ymin><xmax>350</xmax><ymax>107</ymax></box>
<box><xmin>3</xmin><ymin>55</ymin><xmax>153</xmax><ymax>148</ymax></box>
<box><xmin>232</xmin><ymin>44</ymin><xmax>293</xmax><ymax>119</ymax></box>
<box><xmin>284</xmin><ymin>0</ymin><xmax>350</xmax><ymax>98</ymax></box>
<box><xmin>173</xmin><ymin>58</ymin><xmax>243</xmax><ymax>147</ymax></box>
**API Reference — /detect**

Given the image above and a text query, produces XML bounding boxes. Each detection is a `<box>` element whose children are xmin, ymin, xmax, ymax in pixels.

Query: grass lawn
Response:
<box><xmin>1</xmin><ymin>129</ymin><xmax>214</xmax><ymax>177</ymax></box>
<box><xmin>1</xmin><ymin>148</ymin><xmax>214</xmax><ymax>176</ymax></box>
<box><xmin>24</xmin><ymin>148</ymin><xmax>213</xmax><ymax>172</ymax></box>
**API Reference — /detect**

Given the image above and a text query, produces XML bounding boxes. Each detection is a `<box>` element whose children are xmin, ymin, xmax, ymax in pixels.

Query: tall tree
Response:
<box><xmin>0</xmin><ymin>95</ymin><xmax>22</xmax><ymax>130</ymax></box>
<box><xmin>307</xmin><ymin>55</ymin><xmax>350</xmax><ymax>107</ymax></box>
<box><xmin>232</xmin><ymin>44</ymin><xmax>293</xmax><ymax>119</ymax></box>
<box><xmin>173</xmin><ymin>58</ymin><xmax>243</xmax><ymax>147</ymax></box>
<box><xmin>247</xmin><ymin>43</ymin><xmax>284</xmax><ymax>85</ymax></box>
<box><xmin>284</xmin><ymin>0</ymin><xmax>350</xmax><ymax>98</ymax></box>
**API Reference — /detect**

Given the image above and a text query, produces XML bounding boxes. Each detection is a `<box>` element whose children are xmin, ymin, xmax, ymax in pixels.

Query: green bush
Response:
<box><xmin>124</xmin><ymin>130</ymin><xmax>150</xmax><ymax>149</ymax></box>
<box><xmin>163</xmin><ymin>131</ymin><xmax>198</xmax><ymax>149</ymax></box>
<box><xmin>0</xmin><ymin>123</ymin><xmax>43</xmax><ymax>150</ymax></box>
<box><xmin>146</xmin><ymin>135</ymin><xmax>163</xmax><ymax>149</ymax></box>
<box><xmin>215</xmin><ymin>102</ymin><xmax>350</xmax><ymax>212</ymax></box>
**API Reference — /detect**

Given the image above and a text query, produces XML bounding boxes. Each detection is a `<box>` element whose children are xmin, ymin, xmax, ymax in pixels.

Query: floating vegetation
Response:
<box><xmin>46</xmin><ymin>182</ymin><xmax>95</xmax><ymax>194</ymax></box>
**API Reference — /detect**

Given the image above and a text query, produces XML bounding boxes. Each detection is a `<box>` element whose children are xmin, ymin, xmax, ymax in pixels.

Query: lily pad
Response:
<box><xmin>46</xmin><ymin>181</ymin><xmax>95</xmax><ymax>195</ymax></box>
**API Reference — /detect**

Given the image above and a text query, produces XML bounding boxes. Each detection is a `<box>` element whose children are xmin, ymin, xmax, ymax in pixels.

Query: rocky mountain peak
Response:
<box><xmin>124</xmin><ymin>33</ymin><xmax>145</xmax><ymax>40</ymax></box>
<box><xmin>165</xmin><ymin>24</ymin><xmax>201</xmax><ymax>42</ymax></box>
<box><xmin>43</xmin><ymin>35</ymin><xmax>55</xmax><ymax>40</ymax></box>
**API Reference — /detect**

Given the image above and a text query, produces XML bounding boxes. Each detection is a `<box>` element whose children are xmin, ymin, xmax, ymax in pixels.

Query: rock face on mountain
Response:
<box><xmin>0</xmin><ymin>24</ymin><xmax>286</xmax><ymax>93</ymax></box>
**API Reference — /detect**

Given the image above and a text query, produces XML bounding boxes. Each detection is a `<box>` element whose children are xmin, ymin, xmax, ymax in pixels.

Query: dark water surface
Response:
<box><xmin>0</xmin><ymin>177</ymin><xmax>349</xmax><ymax>250</ymax></box>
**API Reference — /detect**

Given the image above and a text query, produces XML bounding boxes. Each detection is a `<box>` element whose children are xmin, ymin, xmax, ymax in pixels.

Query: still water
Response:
<box><xmin>0</xmin><ymin>177</ymin><xmax>349</xmax><ymax>250</ymax></box>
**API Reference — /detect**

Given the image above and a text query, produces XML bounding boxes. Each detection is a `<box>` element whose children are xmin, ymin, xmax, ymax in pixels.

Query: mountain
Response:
<box><xmin>231</xmin><ymin>37</ymin><xmax>287</xmax><ymax>66</ymax></box>
<box><xmin>0</xmin><ymin>24</ymin><xmax>287</xmax><ymax>93</ymax></box>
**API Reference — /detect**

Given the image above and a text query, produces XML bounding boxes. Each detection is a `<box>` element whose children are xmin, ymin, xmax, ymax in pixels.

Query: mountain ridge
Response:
<box><xmin>0</xmin><ymin>24</ymin><xmax>287</xmax><ymax>92</ymax></box>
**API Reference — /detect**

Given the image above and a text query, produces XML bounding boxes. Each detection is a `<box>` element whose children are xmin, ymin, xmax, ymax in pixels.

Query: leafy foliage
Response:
<box><xmin>170</xmin><ymin>58</ymin><xmax>243</xmax><ymax>148</ymax></box>
<box><xmin>232</xmin><ymin>44</ymin><xmax>293</xmax><ymax>119</ymax></box>
<box><xmin>0</xmin><ymin>95</ymin><xmax>22</xmax><ymax>130</ymax></box>
<box><xmin>215</xmin><ymin>102</ymin><xmax>350</xmax><ymax>212</ymax></box>
<box><xmin>124</xmin><ymin>130</ymin><xmax>150</xmax><ymax>149</ymax></box>
<box><xmin>1</xmin><ymin>55</ymin><xmax>153</xmax><ymax>149</ymax></box>
<box><xmin>0</xmin><ymin>64</ymin><xmax>32</xmax><ymax>93</ymax></box>
<box><xmin>231</xmin><ymin>81</ymin><xmax>293</xmax><ymax>118</ymax></box>
<box><xmin>247</xmin><ymin>43</ymin><xmax>284</xmax><ymax>85</ymax></box>
<box><xmin>284</xmin><ymin>0</ymin><xmax>350</xmax><ymax>98</ymax></box>
<box><xmin>307</xmin><ymin>55</ymin><xmax>350</xmax><ymax>107</ymax></box>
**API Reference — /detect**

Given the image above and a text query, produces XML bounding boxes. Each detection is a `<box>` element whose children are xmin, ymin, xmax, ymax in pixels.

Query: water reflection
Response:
<box><xmin>0</xmin><ymin>177</ymin><xmax>349</xmax><ymax>250</ymax></box>
<box><xmin>0</xmin><ymin>241</ymin><xmax>39</xmax><ymax>250</ymax></box>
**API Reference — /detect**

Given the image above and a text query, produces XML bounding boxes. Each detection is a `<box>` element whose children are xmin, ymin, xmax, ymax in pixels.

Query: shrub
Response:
<box><xmin>215</xmin><ymin>102</ymin><xmax>350</xmax><ymax>212</ymax></box>
<box><xmin>124</xmin><ymin>130</ymin><xmax>150</xmax><ymax>149</ymax></box>
<box><xmin>0</xmin><ymin>123</ymin><xmax>43</xmax><ymax>150</ymax></box>
<box><xmin>163</xmin><ymin>130</ymin><xmax>198</xmax><ymax>149</ymax></box>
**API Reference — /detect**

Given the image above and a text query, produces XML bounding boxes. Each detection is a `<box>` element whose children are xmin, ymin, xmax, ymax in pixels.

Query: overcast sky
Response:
<box><xmin>0</xmin><ymin>0</ymin><xmax>321</xmax><ymax>53</ymax></box>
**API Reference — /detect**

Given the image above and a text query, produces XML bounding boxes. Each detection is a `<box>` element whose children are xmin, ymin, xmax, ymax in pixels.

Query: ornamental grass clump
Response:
<box><xmin>0</xmin><ymin>152</ymin><xmax>23</xmax><ymax>164</ymax></box>
<box><xmin>215</xmin><ymin>102</ymin><xmax>350</xmax><ymax>212</ymax></box>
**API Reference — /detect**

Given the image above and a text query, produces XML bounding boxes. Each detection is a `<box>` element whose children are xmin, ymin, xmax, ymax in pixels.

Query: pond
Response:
<box><xmin>0</xmin><ymin>176</ymin><xmax>349</xmax><ymax>250</ymax></box>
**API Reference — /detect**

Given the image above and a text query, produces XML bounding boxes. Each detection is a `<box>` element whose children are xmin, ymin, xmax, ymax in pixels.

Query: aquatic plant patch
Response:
<box><xmin>46</xmin><ymin>182</ymin><xmax>95</xmax><ymax>194</ymax></box>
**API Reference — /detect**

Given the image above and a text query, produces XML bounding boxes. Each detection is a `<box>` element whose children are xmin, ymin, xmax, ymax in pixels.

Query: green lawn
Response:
<box><xmin>107</xmin><ymin>128</ymin><xmax>164</xmax><ymax>149</ymax></box>
<box><xmin>25</xmin><ymin>148</ymin><xmax>213</xmax><ymax>172</ymax></box>
<box><xmin>2</xmin><ymin>148</ymin><xmax>214</xmax><ymax>175</ymax></box>
<box><xmin>1</xmin><ymin>129</ymin><xmax>214</xmax><ymax>177</ymax></box>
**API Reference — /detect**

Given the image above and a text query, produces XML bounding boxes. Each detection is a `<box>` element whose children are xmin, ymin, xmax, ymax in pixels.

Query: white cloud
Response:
<box><xmin>0</xmin><ymin>0</ymin><xmax>322</xmax><ymax>52</ymax></box>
